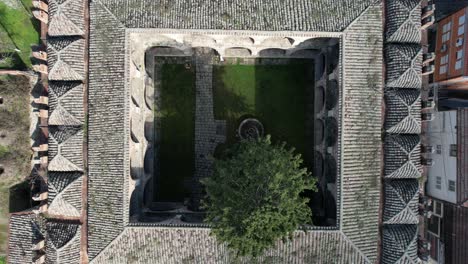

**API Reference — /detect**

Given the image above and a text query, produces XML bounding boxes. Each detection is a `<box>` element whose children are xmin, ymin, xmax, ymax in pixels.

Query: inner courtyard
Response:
<box><xmin>128</xmin><ymin>33</ymin><xmax>341</xmax><ymax>227</ymax></box>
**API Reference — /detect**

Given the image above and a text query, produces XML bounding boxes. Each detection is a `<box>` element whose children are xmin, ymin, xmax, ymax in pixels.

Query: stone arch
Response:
<box><xmin>315</xmin><ymin>119</ymin><xmax>324</xmax><ymax>145</ymax></box>
<box><xmin>129</xmin><ymin>187</ymin><xmax>141</xmax><ymax>217</ymax></box>
<box><xmin>144</xmin><ymin>146</ymin><xmax>153</xmax><ymax>175</ymax></box>
<box><xmin>325</xmin><ymin>117</ymin><xmax>338</xmax><ymax>147</ymax></box>
<box><xmin>314</xmin><ymin>151</ymin><xmax>324</xmax><ymax>178</ymax></box>
<box><xmin>142</xmin><ymin>35</ymin><xmax>179</xmax><ymax>49</ymax></box>
<box><xmin>315</xmin><ymin>85</ymin><xmax>325</xmax><ymax>113</ymax></box>
<box><xmin>183</xmin><ymin>34</ymin><xmax>216</xmax><ymax>46</ymax></box>
<box><xmin>296</xmin><ymin>38</ymin><xmax>331</xmax><ymax>49</ymax></box>
<box><xmin>325</xmin><ymin>154</ymin><xmax>337</xmax><ymax>183</ymax></box>
<box><xmin>146</xmin><ymin>46</ymin><xmax>185</xmax><ymax>57</ymax></box>
<box><xmin>316</xmin><ymin>53</ymin><xmax>326</xmax><ymax>78</ymax></box>
<box><xmin>258</xmin><ymin>48</ymin><xmax>286</xmax><ymax>57</ymax></box>
<box><xmin>326</xmin><ymin>80</ymin><xmax>339</xmax><ymax>110</ymax></box>
<box><xmin>326</xmin><ymin>44</ymin><xmax>340</xmax><ymax>75</ymax></box>
<box><xmin>260</xmin><ymin>37</ymin><xmax>293</xmax><ymax>48</ymax></box>
<box><xmin>130</xmin><ymin>109</ymin><xmax>143</xmax><ymax>140</ymax></box>
<box><xmin>192</xmin><ymin>46</ymin><xmax>221</xmax><ymax>58</ymax></box>
<box><xmin>222</xmin><ymin>36</ymin><xmax>255</xmax><ymax>46</ymax></box>
<box><xmin>225</xmin><ymin>47</ymin><xmax>252</xmax><ymax>57</ymax></box>
<box><xmin>130</xmin><ymin>146</ymin><xmax>144</xmax><ymax>180</ymax></box>
<box><xmin>144</xmin><ymin>117</ymin><xmax>154</xmax><ymax>143</ymax></box>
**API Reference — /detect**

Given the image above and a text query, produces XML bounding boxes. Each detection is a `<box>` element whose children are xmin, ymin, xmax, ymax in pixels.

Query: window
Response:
<box><xmin>433</xmin><ymin>200</ymin><xmax>443</xmax><ymax>217</ymax></box>
<box><xmin>436</xmin><ymin>176</ymin><xmax>442</xmax><ymax>190</ymax></box>
<box><xmin>441</xmin><ymin>43</ymin><xmax>448</xmax><ymax>52</ymax></box>
<box><xmin>450</xmin><ymin>144</ymin><xmax>458</xmax><ymax>156</ymax></box>
<box><xmin>456</xmin><ymin>60</ymin><xmax>463</xmax><ymax>70</ymax></box>
<box><xmin>459</xmin><ymin>14</ymin><xmax>466</xmax><ymax>25</ymax></box>
<box><xmin>440</xmin><ymin>65</ymin><xmax>448</xmax><ymax>74</ymax></box>
<box><xmin>442</xmin><ymin>31</ymin><xmax>451</xmax><ymax>42</ymax></box>
<box><xmin>436</xmin><ymin>145</ymin><xmax>442</xmax><ymax>154</ymax></box>
<box><xmin>456</xmin><ymin>37</ymin><xmax>464</xmax><ymax>47</ymax></box>
<box><xmin>443</xmin><ymin>22</ymin><xmax>452</xmax><ymax>32</ymax></box>
<box><xmin>440</xmin><ymin>54</ymin><xmax>449</xmax><ymax>64</ymax></box>
<box><xmin>448</xmin><ymin>180</ymin><xmax>456</xmax><ymax>192</ymax></box>
<box><xmin>428</xmin><ymin>216</ymin><xmax>441</xmax><ymax>237</ymax></box>
<box><xmin>457</xmin><ymin>50</ymin><xmax>463</xmax><ymax>60</ymax></box>
<box><xmin>442</xmin><ymin>22</ymin><xmax>452</xmax><ymax>42</ymax></box>
<box><xmin>458</xmin><ymin>24</ymin><xmax>465</xmax><ymax>36</ymax></box>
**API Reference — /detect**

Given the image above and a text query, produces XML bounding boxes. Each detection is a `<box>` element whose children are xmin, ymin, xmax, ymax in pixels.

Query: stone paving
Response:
<box><xmin>192</xmin><ymin>49</ymin><xmax>226</xmax><ymax>209</ymax></box>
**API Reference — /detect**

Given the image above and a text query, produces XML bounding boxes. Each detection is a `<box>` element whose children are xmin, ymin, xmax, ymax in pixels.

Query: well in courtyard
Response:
<box><xmin>213</xmin><ymin>58</ymin><xmax>315</xmax><ymax>169</ymax></box>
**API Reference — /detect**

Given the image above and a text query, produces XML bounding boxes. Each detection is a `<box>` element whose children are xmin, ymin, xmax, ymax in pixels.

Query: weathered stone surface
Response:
<box><xmin>99</xmin><ymin>0</ymin><xmax>375</xmax><ymax>32</ymax></box>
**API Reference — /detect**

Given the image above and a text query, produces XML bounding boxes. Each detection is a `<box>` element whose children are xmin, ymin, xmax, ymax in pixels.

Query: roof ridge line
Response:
<box><xmin>340</xmin><ymin>232</ymin><xmax>373</xmax><ymax>263</ymax></box>
<box><xmin>343</xmin><ymin>0</ymin><xmax>381</xmax><ymax>32</ymax></box>
<box><xmin>388</xmin><ymin>0</ymin><xmax>420</xmax><ymax>38</ymax></box>
<box><xmin>93</xmin><ymin>0</ymin><xmax>125</xmax><ymax>28</ymax></box>
<box><xmin>89</xmin><ymin>227</ymin><xmax>128</xmax><ymax>263</ymax></box>
<box><xmin>56</xmin><ymin>224</ymin><xmax>81</xmax><ymax>256</ymax></box>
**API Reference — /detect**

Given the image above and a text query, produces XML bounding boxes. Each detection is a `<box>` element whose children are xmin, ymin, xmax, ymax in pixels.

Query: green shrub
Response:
<box><xmin>202</xmin><ymin>136</ymin><xmax>317</xmax><ymax>257</ymax></box>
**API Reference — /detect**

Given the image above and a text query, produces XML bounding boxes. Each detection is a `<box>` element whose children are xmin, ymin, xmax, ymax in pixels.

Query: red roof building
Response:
<box><xmin>434</xmin><ymin>7</ymin><xmax>468</xmax><ymax>89</ymax></box>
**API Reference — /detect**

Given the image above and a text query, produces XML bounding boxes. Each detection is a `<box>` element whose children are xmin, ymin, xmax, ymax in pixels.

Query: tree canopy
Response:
<box><xmin>202</xmin><ymin>136</ymin><xmax>317</xmax><ymax>257</ymax></box>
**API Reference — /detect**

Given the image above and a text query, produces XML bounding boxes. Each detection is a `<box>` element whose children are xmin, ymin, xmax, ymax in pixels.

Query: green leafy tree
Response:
<box><xmin>202</xmin><ymin>136</ymin><xmax>317</xmax><ymax>257</ymax></box>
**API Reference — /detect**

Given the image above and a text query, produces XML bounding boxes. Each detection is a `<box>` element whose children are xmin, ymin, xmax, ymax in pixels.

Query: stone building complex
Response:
<box><xmin>8</xmin><ymin>0</ymin><xmax>424</xmax><ymax>263</ymax></box>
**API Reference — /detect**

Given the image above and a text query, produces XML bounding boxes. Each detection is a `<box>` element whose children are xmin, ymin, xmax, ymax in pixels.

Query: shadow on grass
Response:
<box><xmin>9</xmin><ymin>180</ymin><xmax>31</xmax><ymax>213</ymax></box>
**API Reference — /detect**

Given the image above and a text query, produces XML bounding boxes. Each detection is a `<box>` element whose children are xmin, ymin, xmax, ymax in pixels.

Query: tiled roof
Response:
<box><xmin>8</xmin><ymin>213</ymin><xmax>44</xmax><ymax>264</ymax></box>
<box><xmin>382</xmin><ymin>225</ymin><xmax>419</xmax><ymax>264</ymax></box>
<box><xmin>45</xmin><ymin>220</ymin><xmax>81</xmax><ymax>263</ymax></box>
<box><xmin>340</xmin><ymin>4</ymin><xmax>383</xmax><ymax>260</ymax></box>
<box><xmin>87</xmin><ymin>0</ymin><xmax>384</xmax><ymax>262</ymax></box>
<box><xmin>48</xmin><ymin>82</ymin><xmax>84</xmax><ymax>125</ymax></box>
<box><xmin>46</xmin><ymin>221</ymin><xmax>79</xmax><ymax>248</ymax></box>
<box><xmin>385</xmin><ymin>0</ymin><xmax>421</xmax><ymax>43</ymax></box>
<box><xmin>98</xmin><ymin>0</ymin><xmax>375</xmax><ymax>32</ymax></box>
<box><xmin>48</xmin><ymin>129</ymin><xmax>83</xmax><ymax>172</ymax></box>
<box><xmin>87</xmin><ymin>1</ymin><xmax>126</xmax><ymax>258</ymax></box>
<box><xmin>383</xmin><ymin>180</ymin><xmax>419</xmax><ymax>224</ymax></box>
<box><xmin>384</xmin><ymin>134</ymin><xmax>422</xmax><ymax>179</ymax></box>
<box><xmin>91</xmin><ymin>228</ymin><xmax>371</xmax><ymax>263</ymax></box>
<box><xmin>48</xmin><ymin>172</ymin><xmax>83</xmax><ymax>217</ymax></box>
<box><xmin>385</xmin><ymin>89</ymin><xmax>421</xmax><ymax>134</ymax></box>
<box><xmin>48</xmin><ymin>38</ymin><xmax>85</xmax><ymax>81</ymax></box>
<box><xmin>48</xmin><ymin>0</ymin><xmax>85</xmax><ymax>36</ymax></box>
<box><xmin>385</xmin><ymin>44</ymin><xmax>422</xmax><ymax>89</ymax></box>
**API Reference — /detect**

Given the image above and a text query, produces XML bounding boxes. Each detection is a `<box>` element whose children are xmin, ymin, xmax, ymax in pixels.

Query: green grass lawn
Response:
<box><xmin>0</xmin><ymin>0</ymin><xmax>39</xmax><ymax>68</ymax></box>
<box><xmin>155</xmin><ymin>64</ymin><xmax>196</xmax><ymax>202</ymax></box>
<box><xmin>213</xmin><ymin>60</ymin><xmax>313</xmax><ymax>158</ymax></box>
